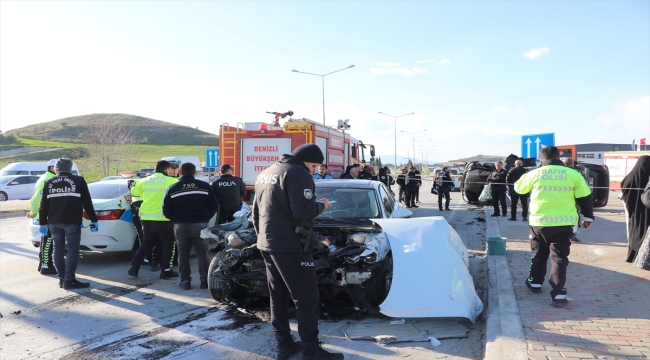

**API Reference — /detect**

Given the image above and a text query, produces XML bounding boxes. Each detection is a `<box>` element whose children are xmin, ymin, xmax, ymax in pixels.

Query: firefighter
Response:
<box><xmin>128</xmin><ymin>160</ymin><xmax>179</xmax><ymax>279</ymax></box>
<box><xmin>357</xmin><ymin>165</ymin><xmax>373</xmax><ymax>180</ymax></box>
<box><xmin>435</xmin><ymin>166</ymin><xmax>454</xmax><ymax>211</ymax></box>
<box><xmin>27</xmin><ymin>159</ymin><xmax>57</xmax><ymax>275</ymax></box>
<box><xmin>253</xmin><ymin>144</ymin><xmax>342</xmax><ymax>360</ymax></box>
<box><xmin>515</xmin><ymin>146</ymin><xmax>594</xmax><ymax>307</ymax></box>
<box><xmin>210</xmin><ymin>164</ymin><xmax>247</xmax><ymax>225</ymax></box>
<box><xmin>405</xmin><ymin>166</ymin><xmax>421</xmax><ymax>208</ymax></box>
<box><xmin>39</xmin><ymin>158</ymin><xmax>98</xmax><ymax>289</ymax></box>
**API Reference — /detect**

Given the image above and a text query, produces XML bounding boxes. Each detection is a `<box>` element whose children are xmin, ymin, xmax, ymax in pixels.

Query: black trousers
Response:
<box><xmin>509</xmin><ymin>191</ymin><xmax>529</xmax><ymax>219</ymax></box>
<box><xmin>406</xmin><ymin>186</ymin><xmax>417</xmax><ymax>207</ymax></box>
<box><xmin>398</xmin><ymin>186</ymin><xmax>406</xmax><ymax>202</ymax></box>
<box><xmin>217</xmin><ymin>207</ymin><xmax>238</xmax><ymax>225</ymax></box>
<box><xmin>492</xmin><ymin>188</ymin><xmax>507</xmax><ymax>215</ymax></box>
<box><xmin>415</xmin><ymin>186</ymin><xmax>420</xmax><ymax>202</ymax></box>
<box><xmin>261</xmin><ymin>251</ymin><xmax>319</xmax><ymax>350</ymax></box>
<box><xmin>438</xmin><ymin>186</ymin><xmax>450</xmax><ymax>209</ymax></box>
<box><xmin>38</xmin><ymin>233</ymin><xmax>54</xmax><ymax>271</ymax></box>
<box><xmin>528</xmin><ymin>226</ymin><xmax>572</xmax><ymax>297</ymax></box>
<box><xmin>174</xmin><ymin>222</ymin><xmax>209</xmax><ymax>282</ymax></box>
<box><xmin>131</xmin><ymin>221</ymin><xmax>175</xmax><ymax>271</ymax></box>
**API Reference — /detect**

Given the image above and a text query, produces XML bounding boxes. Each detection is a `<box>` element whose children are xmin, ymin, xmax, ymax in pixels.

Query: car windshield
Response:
<box><xmin>0</xmin><ymin>176</ymin><xmax>17</xmax><ymax>184</ymax></box>
<box><xmin>1</xmin><ymin>170</ymin><xmax>29</xmax><ymax>176</ymax></box>
<box><xmin>88</xmin><ymin>182</ymin><xmax>129</xmax><ymax>199</ymax></box>
<box><xmin>315</xmin><ymin>187</ymin><xmax>380</xmax><ymax>219</ymax></box>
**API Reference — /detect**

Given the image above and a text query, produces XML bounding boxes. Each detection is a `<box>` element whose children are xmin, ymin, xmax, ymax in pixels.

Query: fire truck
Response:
<box><xmin>219</xmin><ymin>111</ymin><xmax>375</xmax><ymax>200</ymax></box>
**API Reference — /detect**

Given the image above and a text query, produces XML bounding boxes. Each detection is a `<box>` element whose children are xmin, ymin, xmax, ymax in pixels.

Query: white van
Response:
<box><xmin>1</xmin><ymin>162</ymin><xmax>80</xmax><ymax>176</ymax></box>
<box><xmin>161</xmin><ymin>156</ymin><xmax>201</xmax><ymax>168</ymax></box>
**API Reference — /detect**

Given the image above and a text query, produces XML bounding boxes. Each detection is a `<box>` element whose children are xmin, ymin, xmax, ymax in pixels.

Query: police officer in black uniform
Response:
<box><xmin>490</xmin><ymin>161</ymin><xmax>508</xmax><ymax>217</ymax></box>
<box><xmin>210</xmin><ymin>164</ymin><xmax>247</xmax><ymax>224</ymax></box>
<box><xmin>373</xmin><ymin>167</ymin><xmax>395</xmax><ymax>193</ymax></box>
<box><xmin>253</xmin><ymin>144</ymin><xmax>343</xmax><ymax>360</ymax></box>
<box><xmin>435</xmin><ymin>166</ymin><xmax>454</xmax><ymax>211</ymax></box>
<box><xmin>506</xmin><ymin>159</ymin><xmax>529</xmax><ymax>221</ymax></box>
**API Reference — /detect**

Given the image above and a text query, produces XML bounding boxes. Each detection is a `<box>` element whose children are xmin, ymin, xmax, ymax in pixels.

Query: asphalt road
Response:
<box><xmin>0</xmin><ymin>187</ymin><xmax>488</xmax><ymax>360</ymax></box>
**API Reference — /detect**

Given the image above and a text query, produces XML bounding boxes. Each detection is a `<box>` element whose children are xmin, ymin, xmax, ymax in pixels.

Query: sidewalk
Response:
<box><xmin>491</xmin><ymin>198</ymin><xmax>650</xmax><ymax>360</ymax></box>
<box><xmin>0</xmin><ymin>200</ymin><xmax>29</xmax><ymax>215</ymax></box>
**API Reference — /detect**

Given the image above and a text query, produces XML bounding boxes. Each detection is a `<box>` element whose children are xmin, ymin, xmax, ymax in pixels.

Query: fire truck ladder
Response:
<box><xmin>220</xmin><ymin>122</ymin><xmax>245</xmax><ymax>171</ymax></box>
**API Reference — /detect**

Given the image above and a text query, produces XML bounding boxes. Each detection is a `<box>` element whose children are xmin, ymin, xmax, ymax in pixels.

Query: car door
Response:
<box><xmin>378</xmin><ymin>185</ymin><xmax>395</xmax><ymax>218</ymax></box>
<box><xmin>5</xmin><ymin>177</ymin><xmax>28</xmax><ymax>199</ymax></box>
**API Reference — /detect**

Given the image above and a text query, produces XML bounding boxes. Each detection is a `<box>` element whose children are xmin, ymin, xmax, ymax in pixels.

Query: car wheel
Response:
<box><xmin>0</xmin><ymin>192</ymin><xmax>7</xmax><ymax>201</ymax></box>
<box><xmin>365</xmin><ymin>251</ymin><xmax>393</xmax><ymax>307</ymax></box>
<box><xmin>208</xmin><ymin>250</ymin><xmax>234</xmax><ymax>302</ymax></box>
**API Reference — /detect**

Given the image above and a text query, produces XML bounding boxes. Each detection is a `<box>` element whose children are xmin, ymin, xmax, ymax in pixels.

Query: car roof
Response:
<box><xmin>315</xmin><ymin>179</ymin><xmax>378</xmax><ymax>189</ymax></box>
<box><xmin>89</xmin><ymin>179</ymin><xmax>130</xmax><ymax>185</ymax></box>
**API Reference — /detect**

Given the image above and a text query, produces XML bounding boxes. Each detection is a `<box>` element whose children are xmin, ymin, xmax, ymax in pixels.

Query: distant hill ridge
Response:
<box><xmin>448</xmin><ymin>154</ymin><xmax>506</xmax><ymax>163</ymax></box>
<box><xmin>6</xmin><ymin>113</ymin><xmax>219</xmax><ymax>146</ymax></box>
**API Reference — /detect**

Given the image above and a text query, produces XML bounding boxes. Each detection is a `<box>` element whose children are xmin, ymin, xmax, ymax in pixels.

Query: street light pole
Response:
<box><xmin>292</xmin><ymin>65</ymin><xmax>355</xmax><ymax>125</ymax></box>
<box><xmin>401</xmin><ymin>129</ymin><xmax>427</xmax><ymax>170</ymax></box>
<box><xmin>378</xmin><ymin>112</ymin><xmax>415</xmax><ymax>172</ymax></box>
<box><xmin>414</xmin><ymin>139</ymin><xmax>433</xmax><ymax>170</ymax></box>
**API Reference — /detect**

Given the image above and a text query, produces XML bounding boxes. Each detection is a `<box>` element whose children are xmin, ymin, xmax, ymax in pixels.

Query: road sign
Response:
<box><xmin>521</xmin><ymin>133</ymin><xmax>555</xmax><ymax>160</ymax></box>
<box><xmin>205</xmin><ymin>148</ymin><xmax>219</xmax><ymax>168</ymax></box>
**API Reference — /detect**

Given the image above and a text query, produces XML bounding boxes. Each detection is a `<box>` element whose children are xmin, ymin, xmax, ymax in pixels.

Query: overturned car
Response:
<box><xmin>461</xmin><ymin>154</ymin><xmax>610</xmax><ymax>207</ymax></box>
<box><xmin>205</xmin><ymin>180</ymin><xmax>411</xmax><ymax>313</ymax></box>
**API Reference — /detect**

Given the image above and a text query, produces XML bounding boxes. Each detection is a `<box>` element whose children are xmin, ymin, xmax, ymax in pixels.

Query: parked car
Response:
<box><xmin>206</xmin><ymin>180</ymin><xmax>412</xmax><ymax>311</ymax></box>
<box><xmin>136</xmin><ymin>168</ymin><xmax>154</xmax><ymax>178</ymax></box>
<box><xmin>99</xmin><ymin>176</ymin><xmax>125</xmax><ymax>181</ymax></box>
<box><xmin>0</xmin><ymin>175</ymin><xmax>40</xmax><ymax>201</ymax></box>
<box><xmin>28</xmin><ymin>179</ymin><xmax>137</xmax><ymax>252</ymax></box>
<box><xmin>1</xmin><ymin>162</ymin><xmax>79</xmax><ymax>176</ymax></box>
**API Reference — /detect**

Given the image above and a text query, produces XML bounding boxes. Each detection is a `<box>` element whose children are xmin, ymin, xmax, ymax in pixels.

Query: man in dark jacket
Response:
<box><xmin>341</xmin><ymin>164</ymin><xmax>360</xmax><ymax>179</ymax></box>
<box><xmin>490</xmin><ymin>161</ymin><xmax>508</xmax><ymax>217</ymax></box>
<box><xmin>210</xmin><ymin>164</ymin><xmax>246</xmax><ymax>225</ymax></box>
<box><xmin>435</xmin><ymin>167</ymin><xmax>454</xmax><ymax>211</ymax></box>
<box><xmin>506</xmin><ymin>160</ymin><xmax>529</xmax><ymax>221</ymax></box>
<box><xmin>163</xmin><ymin>162</ymin><xmax>219</xmax><ymax>290</ymax></box>
<box><xmin>357</xmin><ymin>165</ymin><xmax>373</xmax><ymax>180</ymax></box>
<box><xmin>405</xmin><ymin>166</ymin><xmax>421</xmax><ymax>208</ymax></box>
<box><xmin>396</xmin><ymin>168</ymin><xmax>407</xmax><ymax>203</ymax></box>
<box><xmin>253</xmin><ymin>144</ymin><xmax>341</xmax><ymax>360</ymax></box>
<box><xmin>39</xmin><ymin>158</ymin><xmax>98</xmax><ymax>289</ymax></box>
<box><xmin>374</xmin><ymin>167</ymin><xmax>395</xmax><ymax>193</ymax></box>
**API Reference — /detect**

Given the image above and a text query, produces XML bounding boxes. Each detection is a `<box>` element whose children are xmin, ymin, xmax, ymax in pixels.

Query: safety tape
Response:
<box><xmin>416</xmin><ymin>178</ymin><xmax>645</xmax><ymax>190</ymax></box>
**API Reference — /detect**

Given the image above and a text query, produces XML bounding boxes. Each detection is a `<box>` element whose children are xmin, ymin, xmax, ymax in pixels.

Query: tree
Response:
<box><xmin>82</xmin><ymin>122</ymin><xmax>139</xmax><ymax>177</ymax></box>
<box><xmin>407</xmin><ymin>159</ymin><xmax>413</xmax><ymax>168</ymax></box>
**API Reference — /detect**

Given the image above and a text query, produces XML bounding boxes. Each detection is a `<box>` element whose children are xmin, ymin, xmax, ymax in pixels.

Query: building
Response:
<box><xmin>556</xmin><ymin>143</ymin><xmax>632</xmax><ymax>165</ymax></box>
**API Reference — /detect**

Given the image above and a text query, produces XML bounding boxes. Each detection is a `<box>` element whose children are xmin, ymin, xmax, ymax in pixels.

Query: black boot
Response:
<box><xmin>128</xmin><ymin>265</ymin><xmax>140</xmax><ymax>277</ymax></box>
<box><xmin>301</xmin><ymin>342</ymin><xmax>344</xmax><ymax>360</ymax></box>
<box><xmin>276</xmin><ymin>340</ymin><xmax>301</xmax><ymax>360</ymax></box>
<box><xmin>63</xmin><ymin>279</ymin><xmax>90</xmax><ymax>289</ymax></box>
<box><xmin>160</xmin><ymin>268</ymin><xmax>179</xmax><ymax>279</ymax></box>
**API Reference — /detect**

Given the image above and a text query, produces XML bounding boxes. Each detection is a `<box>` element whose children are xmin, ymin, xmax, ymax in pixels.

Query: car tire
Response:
<box><xmin>0</xmin><ymin>192</ymin><xmax>7</xmax><ymax>201</ymax></box>
<box><xmin>365</xmin><ymin>251</ymin><xmax>393</xmax><ymax>307</ymax></box>
<box><xmin>208</xmin><ymin>250</ymin><xmax>233</xmax><ymax>302</ymax></box>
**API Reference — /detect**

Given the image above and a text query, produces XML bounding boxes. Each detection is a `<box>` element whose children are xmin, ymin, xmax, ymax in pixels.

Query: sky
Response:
<box><xmin>1</xmin><ymin>1</ymin><xmax>648</xmax><ymax>164</ymax></box>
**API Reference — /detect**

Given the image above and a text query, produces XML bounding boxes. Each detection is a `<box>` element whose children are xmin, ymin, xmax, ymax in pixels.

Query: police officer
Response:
<box><xmin>39</xmin><ymin>158</ymin><xmax>98</xmax><ymax>289</ymax></box>
<box><xmin>405</xmin><ymin>166</ymin><xmax>421</xmax><ymax>208</ymax></box>
<box><xmin>506</xmin><ymin>160</ymin><xmax>529</xmax><ymax>221</ymax></box>
<box><xmin>163</xmin><ymin>162</ymin><xmax>219</xmax><ymax>290</ymax></box>
<box><xmin>210</xmin><ymin>164</ymin><xmax>246</xmax><ymax>224</ymax></box>
<box><xmin>515</xmin><ymin>146</ymin><xmax>594</xmax><ymax>307</ymax></box>
<box><xmin>435</xmin><ymin>166</ymin><xmax>453</xmax><ymax>211</ymax></box>
<box><xmin>373</xmin><ymin>167</ymin><xmax>394</xmax><ymax>192</ymax></box>
<box><xmin>396</xmin><ymin>168</ymin><xmax>407</xmax><ymax>203</ymax></box>
<box><xmin>253</xmin><ymin>144</ymin><xmax>342</xmax><ymax>360</ymax></box>
<box><xmin>489</xmin><ymin>161</ymin><xmax>508</xmax><ymax>217</ymax></box>
<box><xmin>27</xmin><ymin>159</ymin><xmax>57</xmax><ymax>275</ymax></box>
<box><xmin>128</xmin><ymin>160</ymin><xmax>179</xmax><ymax>279</ymax></box>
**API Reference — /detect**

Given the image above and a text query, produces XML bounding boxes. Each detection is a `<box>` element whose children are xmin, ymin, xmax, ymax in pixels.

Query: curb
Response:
<box><xmin>484</xmin><ymin>207</ymin><xmax>528</xmax><ymax>360</ymax></box>
<box><xmin>0</xmin><ymin>209</ymin><xmax>28</xmax><ymax>215</ymax></box>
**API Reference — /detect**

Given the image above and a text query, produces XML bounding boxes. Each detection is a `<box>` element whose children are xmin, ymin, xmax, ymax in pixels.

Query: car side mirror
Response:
<box><xmin>391</xmin><ymin>208</ymin><xmax>412</xmax><ymax>218</ymax></box>
<box><xmin>370</xmin><ymin>145</ymin><xmax>376</xmax><ymax>157</ymax></box>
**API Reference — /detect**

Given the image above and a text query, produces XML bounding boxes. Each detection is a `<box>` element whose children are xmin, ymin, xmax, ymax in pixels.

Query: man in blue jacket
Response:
<box><xmin>163</xmin><ymin>162</ymin><xmax>219</xmax><ymax>290</ymax></box>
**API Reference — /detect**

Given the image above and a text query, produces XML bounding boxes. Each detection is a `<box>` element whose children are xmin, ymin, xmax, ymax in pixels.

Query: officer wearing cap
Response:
<box><xmin>253</xmin><ymin>144</ymin><xmax>342</xmax><ymax>360</ymax></box>
<box><xmin>39</xmin><ymin>158</ymin><xmax>98</xmax><ymax>289</ymax></box>
<box><xmin>27</xmin><ymin>159</ymin><xmax>57</xmax><ymax>275</ymax></box>
<box><xmin>210</xmin><ymin>164</ymin><xmax>247</xmax><ymax>224</ymax></box>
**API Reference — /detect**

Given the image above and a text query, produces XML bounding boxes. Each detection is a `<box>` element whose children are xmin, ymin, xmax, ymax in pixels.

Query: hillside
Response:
<box><xmin>5</xmin><ymin>113</ymin><xmax>219</xmax><ymax>145</ymax></box>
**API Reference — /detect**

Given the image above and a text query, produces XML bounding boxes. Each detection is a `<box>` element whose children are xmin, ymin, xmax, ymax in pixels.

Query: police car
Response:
<box><xmin>206</xmin><ymin>179</ymin><xmax>412</xmax><ymax>312</ymax></box>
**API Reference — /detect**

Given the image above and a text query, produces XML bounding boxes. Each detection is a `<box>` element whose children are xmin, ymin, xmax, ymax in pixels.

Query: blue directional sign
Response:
<box><xmin>205</xmin><ymin>148</ymin><xmax>220</xmax><ymax>168</ymax></box>
<box><xmin>521</xmin><ymin>133</ymin><xmax>555</xmax><ymax>160</ymax></box>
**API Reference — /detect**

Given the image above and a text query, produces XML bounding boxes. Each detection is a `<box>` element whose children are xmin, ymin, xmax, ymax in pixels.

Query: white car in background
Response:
<box><xmin>28</xmin><ymin>179</ymin><xmax>138</xmax><ymax>253</ymax></box>
<box><xmin>0</xmin><ymin>175</ymin><xmax>40</xmax><ymax>201</ymax></box>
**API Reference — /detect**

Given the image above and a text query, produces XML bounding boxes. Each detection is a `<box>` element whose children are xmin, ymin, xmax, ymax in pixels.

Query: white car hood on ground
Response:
<box><xmin>373</xmin><ymin>217</ymin><xmax>484</xmax><ymax>323</ymax></box>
